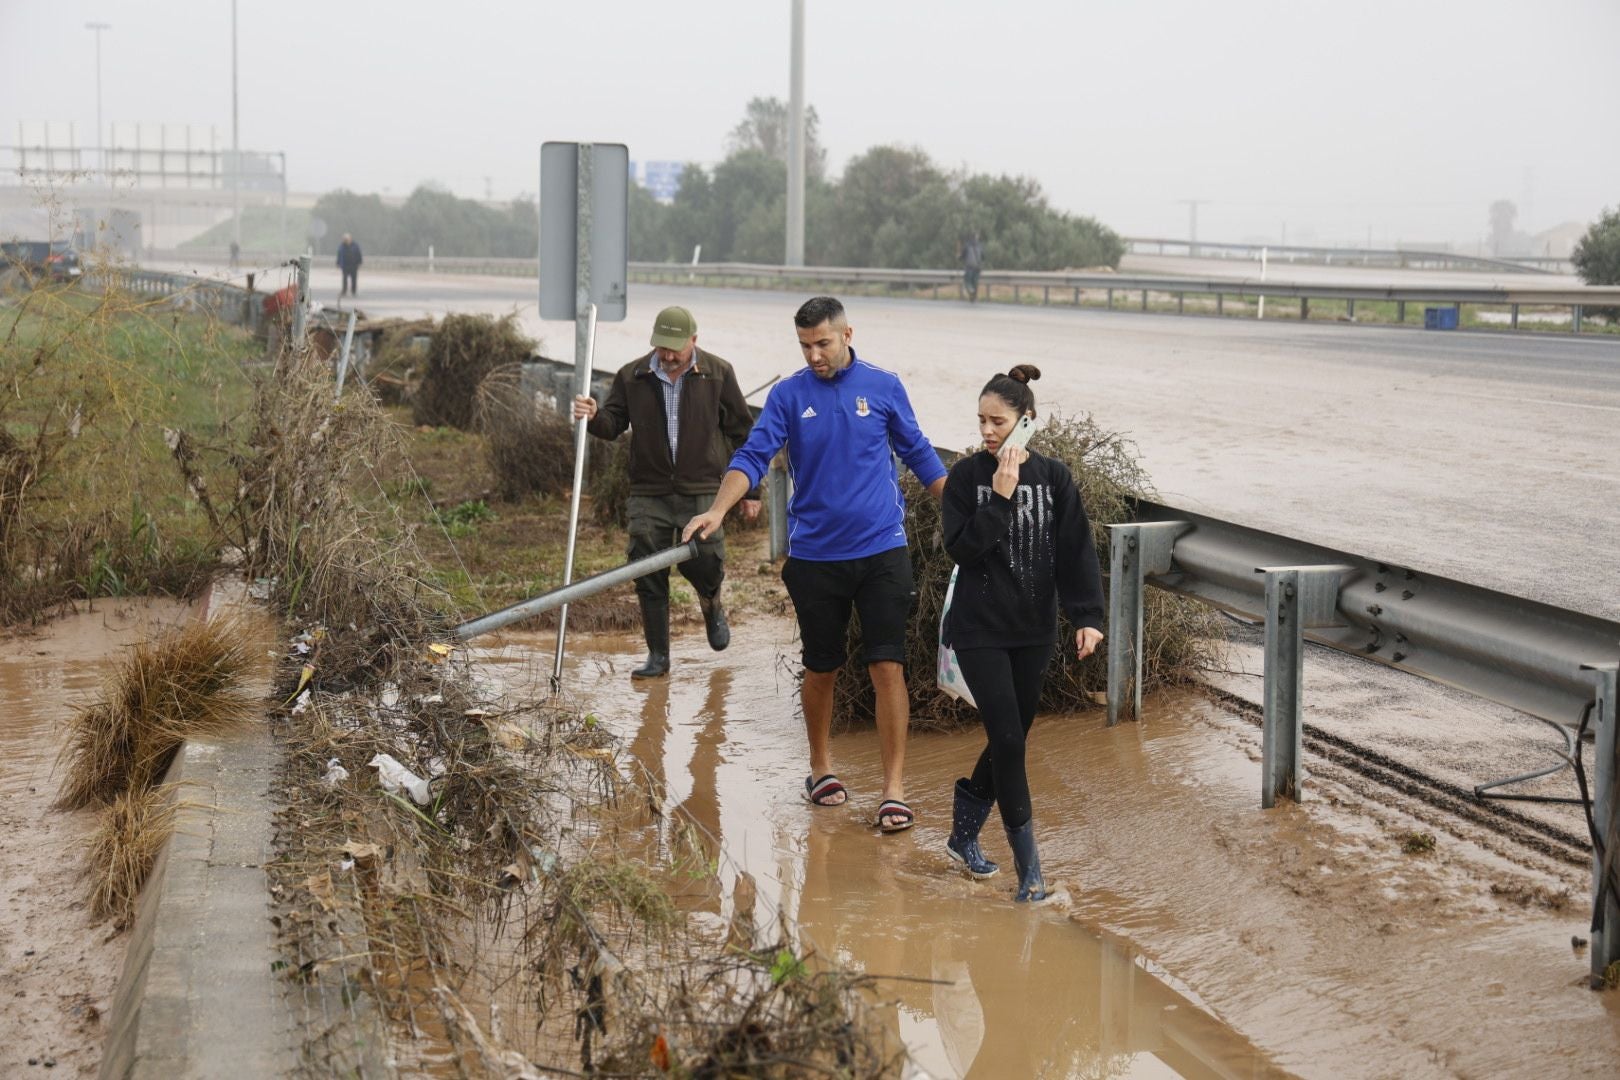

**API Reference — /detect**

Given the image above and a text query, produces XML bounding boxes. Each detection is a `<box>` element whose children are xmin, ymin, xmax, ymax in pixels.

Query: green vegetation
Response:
<box><xmin>1573</xmin><ymin>207</ymin><xmax>1620</xmax><ymax>287</ymax></box>
<box><xmin>0</xmin><ymin>284</ymin><xmax>258</xmax><ymax>622</ymax></box>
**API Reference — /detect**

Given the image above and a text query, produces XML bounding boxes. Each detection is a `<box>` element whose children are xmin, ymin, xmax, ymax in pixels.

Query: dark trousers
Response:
<box><xmin>627</xmin><ymin>492</ymin><xmax>724</xmax><ymax>605</ymax></box>
<box><xmin>340</xmin><ymin>268</ymin><xmax>358</xmax><ymax>295</ymax></box>
<box><xmin>958</xmin><ymin>642</ymin><xmax>1055</xmax><ymax>830</ymax></box>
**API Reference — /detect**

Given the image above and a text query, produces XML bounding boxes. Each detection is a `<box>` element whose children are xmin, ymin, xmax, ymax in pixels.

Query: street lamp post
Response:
<box><xmin>85</xmin><ymin>21</ymin><xmax>111</xmax><ymax>178</ymax></box>
<box><xmin>232</xmin><ymin>0</ymin><xmax>241</xmax><ymax>254</ymax></box>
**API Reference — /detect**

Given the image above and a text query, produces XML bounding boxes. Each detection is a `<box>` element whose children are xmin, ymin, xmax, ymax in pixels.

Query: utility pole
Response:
<box><xmin>231</xmin><ymin>0</ymin><xmax>241</xmax><ymax>252</ymax></box>
<box><xmin>1178</xmin><ymin>199</ymin><xmax>1208</xmax><ymax>258</ymax></box>
<box><xmin>85</xmin><ymin>21</ymin><xmax>111</xmax><ymax>178</ymax></box>
<box><xmin>785</xmin><ymin>0</ymin><xmax>806</xmax><ymax>267</ymax></box>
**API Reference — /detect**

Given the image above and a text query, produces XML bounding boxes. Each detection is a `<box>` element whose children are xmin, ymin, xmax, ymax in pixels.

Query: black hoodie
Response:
<box><xmin>941</xmin><ymin>449</ymin><xmax>1105</xmax><ymax>651</ymax></box>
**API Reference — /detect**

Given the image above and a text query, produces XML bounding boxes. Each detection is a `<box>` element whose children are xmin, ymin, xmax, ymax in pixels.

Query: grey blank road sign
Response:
<box><xmin>539</xmin><ymin>142</ymin><xmax>628</xmax><ymax>322</ymax></box>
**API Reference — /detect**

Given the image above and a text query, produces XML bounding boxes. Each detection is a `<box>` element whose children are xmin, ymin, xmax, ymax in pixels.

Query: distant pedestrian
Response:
<box><xmin>336</xmin><ymin>233</ymin><xmax>362</xmax><ymax>297</ymax></box>
<box><xmin>961</xmin><ymin>233</ymin><xmax>983</xmax><ymax>303</ymax></box>
<box><xmin>228</xmin><ymin>239</ymin><xmax>241</xmax><ymax>271</ymax></box>
<box><xmin>573</xmin><ymin>306</ymin><xmax>759</xmax><ymax>679</ymax></box>
<box><xmin>940</xmin><ymin>365</ymin><xmax>1104</xmax><ymax>901</ymax></box>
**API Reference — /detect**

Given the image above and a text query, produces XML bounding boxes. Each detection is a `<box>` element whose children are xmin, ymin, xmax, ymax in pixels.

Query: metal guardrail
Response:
<box><xmin>1122</xmin><ymin>236</ymin><xmax>1563</xmax><ymax>275</ymax></box>
<box><xmin>1106</xmin><ymin>499</ymin><xmax>1620</xmax><ymax>982</ymax></box>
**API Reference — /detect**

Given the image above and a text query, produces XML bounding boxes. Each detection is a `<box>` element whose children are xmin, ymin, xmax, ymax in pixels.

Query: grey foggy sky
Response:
<box><xmin>4</xmin><ymin>0</ymin><xmax>1618</xmax><ymax>248</ymax></box>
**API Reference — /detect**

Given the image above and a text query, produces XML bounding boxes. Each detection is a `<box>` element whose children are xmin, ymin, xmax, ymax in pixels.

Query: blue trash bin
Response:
<box><xmin>1424</xmin><ymin>306</ymin><xmax>1459</xmax><ymax>330</ymax></box>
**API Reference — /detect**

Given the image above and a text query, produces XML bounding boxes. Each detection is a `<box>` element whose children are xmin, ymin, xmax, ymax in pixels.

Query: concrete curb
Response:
<box><xmin>99</xmin><ymin>723</ymin><xmax>293</xmax><ymax>1079</ymax></box>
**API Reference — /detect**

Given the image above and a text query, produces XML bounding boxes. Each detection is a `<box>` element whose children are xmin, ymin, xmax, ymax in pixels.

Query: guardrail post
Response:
<box><xmin>292</xmin><ymin>254</ymin><xmax>310</xmax><ymax>351</ymax></box>
<box><xmin>1216</xmin><ymin>293</ymin><xmax>1224</xmax><ymax>316</ymax></box>
<box><xmin>1106</xmin><ymin>522</ymin><xmax>1189</xmax><ymax>725</ymax></box>
<box><xmin>1582</xmin><ymin>661</ymin><xmax>1620</xmax><ymax>986</ymax></box>
<box><xmin>767</xmin><ymin>458</ymin><xmax>791</xmax><ymax>561</ymax></box>
<box><xmin>1397</xmin><ymin>300</ymin><xmax>1406</xmax><ymax>323</ymax></box>
<box><xmin>1107</xmin><ymin>288</ymin><xmax>1114</xmax><ymax>310</ymax></box>
<box><xmin>1177</xmin><ymin>293</ymin><xmax>1184</xmax><ymax>314</ymax></box>
<box><xmin>1255</xmin><ymin>565</ymin><xmax>1350</xmax><ymax>807</ymax></box>
<box><xmin>1346</xmin><ymin>298</ymin><xmax>1356</xmax><ymax>320</ymax></box>
<box><xmin>1299</xmin><ymin>298</ymin><xmax>1309</xmax><ymax>320</ymax></box>
<box><xmin>1574</xmin><ymin>304</ymin><xmax>1584</xmax><ymax>334</ymax></box>
<box><xmin>1511</xmin><ymin>303</ymin><xmax>1520</xmax><ymax>330</ymax></box>
<box><xmin>1140</xmin><ymin>290</ymin><xmax>1148</xmax><ymax>312</ymax></box>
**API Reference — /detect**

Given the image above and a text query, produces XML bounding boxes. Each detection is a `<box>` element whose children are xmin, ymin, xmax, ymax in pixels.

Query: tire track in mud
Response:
<box><xmin>1201</xmin><ymin>686</ymin><xmax>1593</xmax><ymax>872</ymax></box>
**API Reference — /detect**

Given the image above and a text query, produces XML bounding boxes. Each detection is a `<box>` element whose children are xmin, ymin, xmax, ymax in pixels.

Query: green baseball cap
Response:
<box><xmin>649</xmin><ymin>305</ymin><xmax>697</xmax><ymax>350</ymax></box>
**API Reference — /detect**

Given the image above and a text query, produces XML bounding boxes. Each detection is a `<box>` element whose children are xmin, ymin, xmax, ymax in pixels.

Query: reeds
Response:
<box><xmin>87</xmin><ymin>784</ymin><xmax>180</xmax><ymax>926</ymax></box>
<box><xmin>56</xmin><ymin>616</ymin><xmax>258</xmax><ymax>810</ymax></box>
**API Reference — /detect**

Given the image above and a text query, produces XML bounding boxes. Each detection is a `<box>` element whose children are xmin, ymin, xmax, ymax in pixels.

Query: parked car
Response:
<box><xmin>0</xmin><ymin>239</ymin><xmax>82</xmax><ymax>283</ymax></box>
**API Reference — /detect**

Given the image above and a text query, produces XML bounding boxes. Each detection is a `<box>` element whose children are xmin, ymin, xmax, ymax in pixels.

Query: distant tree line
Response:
<box><xmin>314</xmin><ymin>98</ymin><xmax>1123</xmax><ymax>271</ymax></box>
<box><xmin>310</xmin><ymin>186</ymin><xmax>539</xmax><ymax>258</ymax></box>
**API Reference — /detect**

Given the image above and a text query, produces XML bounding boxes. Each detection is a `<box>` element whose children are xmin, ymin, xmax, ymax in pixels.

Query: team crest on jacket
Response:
<box><xmin>854</xmin><ymin>396</ymin><xmax>870</xmax><ymax>417</ymax></box>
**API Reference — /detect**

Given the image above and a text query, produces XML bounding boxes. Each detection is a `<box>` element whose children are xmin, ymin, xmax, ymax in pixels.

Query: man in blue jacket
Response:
<box><xmin>684</xmin><ymin>296</ymin><xmax>945</xmax><ymax>833</ymax></box>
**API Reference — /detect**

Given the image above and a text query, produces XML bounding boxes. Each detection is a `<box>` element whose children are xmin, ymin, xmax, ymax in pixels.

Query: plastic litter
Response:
<box><xmin>369</xmin><ymin>752</ymin><xmax>433</xmax><ymax>805</ymax></box>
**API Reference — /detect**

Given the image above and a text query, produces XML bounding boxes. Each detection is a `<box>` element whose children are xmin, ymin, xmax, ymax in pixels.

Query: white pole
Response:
<box><xmin>785</xmin><ymin>0</ymin><xmax>806</xmax><ymax>267</ymax></box>
<box><xmin>1258</xmin><ymin>245</ymin><xmax>1268</xmax><ymax>321</ymax></box>
<box><xmin>231</xmin><ymin>0</ymin><xmax>241</xmax><ymax>252</ymax></box>
<box><xmin>85</xmin><ymin>22</ymin><xmax>110</xmax><ymax>178</ymax></box>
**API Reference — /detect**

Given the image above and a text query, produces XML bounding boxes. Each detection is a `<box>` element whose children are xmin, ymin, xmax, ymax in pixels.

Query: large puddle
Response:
<box><xmin>472</xmin><ymin>618</ymin><xmax>1620</xmax><ymax>1077</ymax></box>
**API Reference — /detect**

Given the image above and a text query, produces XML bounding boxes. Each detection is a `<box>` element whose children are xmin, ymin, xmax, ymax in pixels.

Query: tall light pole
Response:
<box><xmin>85</xmin><ymin>21</ymin><xmax>111</xmax><ymax>178</ymax></box>
<box><xmin>1178</xmin><ymin>198</ymin><xmax>1208</xmax><ymax>258</ymax></box>
<box><xmin>785</xmin><ymin>0</ymin><xmax>805</xmax><ymax>267</ymax></box>
<box><xmin>231</xmin><ymin>0</ymin><xmax>241</xmax><ymax>252</ymax></box>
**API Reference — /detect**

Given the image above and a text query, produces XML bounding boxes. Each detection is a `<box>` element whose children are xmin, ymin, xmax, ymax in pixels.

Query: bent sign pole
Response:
<box><xmin>453</xmin><ymin>543</ymin><xmax>700</xmax><ymax>642</ymax></box>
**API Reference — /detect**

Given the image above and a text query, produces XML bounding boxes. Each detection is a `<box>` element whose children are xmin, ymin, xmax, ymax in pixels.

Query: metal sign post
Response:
<box><xmin>539</xmin><ymin>141</ymin><xmax>628</xmax><ymax>690</ymax></box>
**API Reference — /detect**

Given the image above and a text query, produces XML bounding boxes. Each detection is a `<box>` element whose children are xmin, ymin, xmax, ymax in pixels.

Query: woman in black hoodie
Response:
<box><xmin>941</xmin><ymin>365</ymin><xmax>1105</xmax><ymax>901</ymax></box>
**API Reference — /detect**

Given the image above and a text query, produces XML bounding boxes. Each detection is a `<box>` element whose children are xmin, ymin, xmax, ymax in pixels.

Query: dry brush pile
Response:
<box><xmin>833</xmin><ymin>412</ymin><xmax>1224</xmax><ymax>729</ymax></box>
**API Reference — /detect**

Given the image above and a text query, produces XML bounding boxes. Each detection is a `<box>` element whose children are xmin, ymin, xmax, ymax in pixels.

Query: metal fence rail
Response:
<box><xmin>83</xmin><ymin>265</ymin><xmax>260</xmax><ymax>328</ymax></box>
<box><xmin>1121</xmin><ymin>236</ymin><xmax>1563</xmax><ymax>275</ymax></box>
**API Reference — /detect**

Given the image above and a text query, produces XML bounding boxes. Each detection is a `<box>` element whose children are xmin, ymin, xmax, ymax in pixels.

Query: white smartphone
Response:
<box><xmin>1002</xmin><ymin>415</ymin><xmax>1037</xmax><ymax>451</ymax></box>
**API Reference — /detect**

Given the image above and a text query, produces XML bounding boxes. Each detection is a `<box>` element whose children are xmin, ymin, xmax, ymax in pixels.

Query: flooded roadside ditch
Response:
<box><xmin>0</xmin><ymin>600</ymin><xmax>197</xmax><ymax>1077</ymax></box>
<box><xmin>471</xmin><ymin>619</ymin><xmax>1620</xmax><ymax>1078</ymax></box>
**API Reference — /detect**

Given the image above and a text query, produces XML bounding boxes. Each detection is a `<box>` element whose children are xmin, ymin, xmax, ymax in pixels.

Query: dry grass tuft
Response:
<box><xmin>474</xmin><ymin>364</ymin><xmax>578</xmax><ymax>502</ymax></box>
<box><xmin>412</xmin><ymin>313</ymin><xmax>534</xmax><ymax>430</ymax></box>
<box><xmin>88</xmin><ymin>784</ymin><xmax>179</xmax><ymax>926</ymax></box>
<box><xmin>833</xmin><ymin>412</ymin><xmax>1224</xmax><ymax>729</ymax></box>
<box><xmin>56</xmin><ymin>617</ymin><xmax>259</xmax><ymax>809</ymax></box>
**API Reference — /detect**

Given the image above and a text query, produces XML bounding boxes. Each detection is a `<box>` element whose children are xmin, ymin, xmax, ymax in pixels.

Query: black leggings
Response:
<box><xmin>957</xmin><ymin>642</ymin><xmax>1054</xmax><ymax>830</ymax></box>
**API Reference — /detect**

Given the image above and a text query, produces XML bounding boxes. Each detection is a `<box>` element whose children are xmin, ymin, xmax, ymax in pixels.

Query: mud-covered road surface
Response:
<box><xmin>474</xmin><ymin>621</ymin><xmax>1620</xmax><ymax>1078</ymax></box>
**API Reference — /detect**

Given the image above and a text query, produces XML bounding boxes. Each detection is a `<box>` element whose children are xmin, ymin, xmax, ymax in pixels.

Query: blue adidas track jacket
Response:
<box><xmin>728</xmin><ymin>351</ymin><xmax>947</xmax><ymax>561</ymax></box>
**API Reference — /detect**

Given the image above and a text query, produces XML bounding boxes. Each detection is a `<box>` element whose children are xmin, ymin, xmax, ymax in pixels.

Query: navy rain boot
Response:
<box><xmin>1003</xmin><ymin>820</ymin><xmax>1048</xmax><ymax>902</ymax></box>
<box><xmin>945</xmin><ymin>779</ymin><xmax>999</xmax><ymax>879</ymax></box>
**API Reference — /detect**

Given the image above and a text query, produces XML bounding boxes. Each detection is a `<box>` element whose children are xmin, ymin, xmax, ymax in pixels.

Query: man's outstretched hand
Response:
<box><xmin>683</xmin><ymin>510</ymin><xmax>725</xmax><ymax>543</ymax></box>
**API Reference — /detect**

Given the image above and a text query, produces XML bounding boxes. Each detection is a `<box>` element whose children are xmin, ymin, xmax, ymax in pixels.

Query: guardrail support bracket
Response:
<box><xmin>1106</xmin><ymin>522</ymin><xmax>1191</xmax><ymax>725</ymax></box>
<box><xmin>1582</xmin><ymin>661</ymin><xmax>1620</xmax><ymax>985</ymax></box>
<box><xmin>1255</xmin><ymin>565</ymin><xmax>1351</xmax><ymax>807</ymax></box>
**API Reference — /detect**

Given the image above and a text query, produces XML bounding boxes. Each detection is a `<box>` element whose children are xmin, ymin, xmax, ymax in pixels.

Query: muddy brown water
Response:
<box><xmin>473</xmin><ymin>618</ymin><xmax>1620</xmax><ymax>1078</ymax></box>
<box><xmin>0</xmin><ymin>600</ymin><xmax>199</xmax><ymax>1077</ymax></box>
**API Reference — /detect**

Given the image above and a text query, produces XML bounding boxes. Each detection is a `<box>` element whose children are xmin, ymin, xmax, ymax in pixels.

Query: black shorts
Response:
<box><xmin>781</xmin><ymin>546</ymin><xmax>915</xmax><ymax>673</ymax></box>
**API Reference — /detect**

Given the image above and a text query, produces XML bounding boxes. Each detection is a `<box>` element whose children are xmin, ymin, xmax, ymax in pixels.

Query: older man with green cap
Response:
<box><xmin>572</xmin><ymin>306</ymin><xmax>760</xmax><ymax>678</ymax></box>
